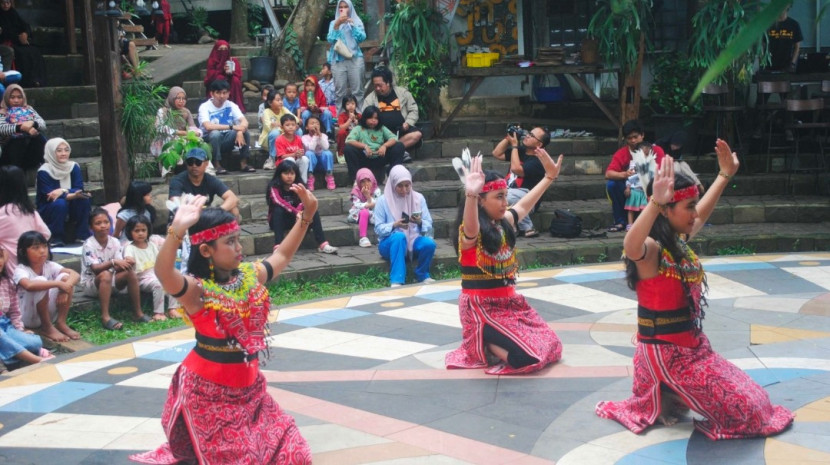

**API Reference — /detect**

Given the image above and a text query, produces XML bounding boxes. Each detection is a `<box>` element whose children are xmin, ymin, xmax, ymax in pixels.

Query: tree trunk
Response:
<box><xmin>274</xmin><ymin>0</ymin><xmax>329</xmax><ymax>82</ymax></box>
<box><xmin>230</xmin><ymin>0</ymin><xmax>249</xmax><ymax>44</ymax></box>
<box><xmin>619</xmin><ymin>33</ymin><xmax>645</xmax><ymax>132</ymax></box>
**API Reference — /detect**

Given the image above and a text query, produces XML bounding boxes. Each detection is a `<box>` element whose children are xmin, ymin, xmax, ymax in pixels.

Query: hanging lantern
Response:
<box><xmin>105</xmin><ymin>0</ymin><xmax>122</xmax><ymax>17</ymax></box>
<box><xmin>135</xmin><ymin>0</ymin><xmax>151</xmax><ymax>16</ymax></box>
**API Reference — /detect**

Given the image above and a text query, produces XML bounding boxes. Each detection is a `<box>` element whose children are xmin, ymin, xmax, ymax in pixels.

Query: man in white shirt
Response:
<box><xmin>198</xmin><ymin>79</ymin><xmax>254</xmax><ymax>174</ymax></box>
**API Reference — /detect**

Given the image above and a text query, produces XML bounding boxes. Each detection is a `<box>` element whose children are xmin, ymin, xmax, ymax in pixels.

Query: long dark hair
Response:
<box><xmin>625</xmin><ymin>168</ymin><xmax>708</xmax><ymax>323</ymax></box>
<box><xmin>266</xmin><ymin>159</ymin><xmax>303</xmax><ymax>207</ymax></box>
<box><xmin>451</xmin><ymin>171</ymin><xmax>516</xmax><ymax>255</ymax></box>
<box><xmin>0</xmin><ymin>165</ymin><xmax>35</xmax><ymax>215</ymax></box>
<box><xmin>186</xmin><ymin>207</ymin><xmax>237</xmax><ymax>280</ymax></box>
<box><xmin>17</xmin><ymin>231</ymin><xmax>49</xmax><ymax>267</ymax></box>
<box><xmin>120</xmin><ymin>180</ymin><xmax>156</xmax><ymax>224</ymax></box>
<box><xmin>359</xmin><ymin>106</ymin><xmax>380</xmax><ymax>129</ymax></box>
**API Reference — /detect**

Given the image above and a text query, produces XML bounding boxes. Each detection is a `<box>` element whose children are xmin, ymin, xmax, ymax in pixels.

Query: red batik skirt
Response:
<box><xmin>595</xmin><ymin>334</ymin><xmax>793</xmax><ymax>439</ymax></box>
<box><xmin>129</xmin><ymin>365</ymin><xmax>312</xmax><ymax>464</ymax></box>
<box><xmin>445</xmin><ymin>288</ymin><xmax>562</xmax><ymax>375</ymax></box>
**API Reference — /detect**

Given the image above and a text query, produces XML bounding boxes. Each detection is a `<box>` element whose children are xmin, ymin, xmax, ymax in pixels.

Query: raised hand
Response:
<box><xmin>652</xmin><ymin>155</ymin><xmax>675</xmax><ymax>205</ymax></box>
<box><xmin>171</xmin><ymin>194</ymin><xmax>208</xmax><ymax>231</ymax></box>
<box><xmin>715</xmin><ymin>139</ymin><xmax>739</xmax><ymax>177</ymax></box>
<box><xmin>534</xmin><ymin>147</ymin><xmax>563</xmax><ymax>180</ymax></box>
<box><xmin>463</xmin><ymin>153</ymin><xmax>485</xmax><ymax>194</ymax></box>
<box><xmin>292</xmin><ymin>183</ymin><xmax>318</xmax><ymax>216</ymax></box>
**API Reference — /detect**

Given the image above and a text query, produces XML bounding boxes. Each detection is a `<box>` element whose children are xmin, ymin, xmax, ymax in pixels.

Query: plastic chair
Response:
<box><xmin>784</xmin><ymin>98</ymin><xmax>830</xmax><ymax>191</ymax></box>
<box><xmin>755</xmin><ymin>81</ymin><xmax>790</xmax><ymax>166</ymax></box>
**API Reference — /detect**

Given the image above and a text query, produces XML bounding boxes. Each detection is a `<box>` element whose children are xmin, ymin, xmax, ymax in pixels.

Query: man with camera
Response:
<box><xmin>492</xmin><ymin>125</ymin><xmax>551</xmax><ymax>237</ymax></box>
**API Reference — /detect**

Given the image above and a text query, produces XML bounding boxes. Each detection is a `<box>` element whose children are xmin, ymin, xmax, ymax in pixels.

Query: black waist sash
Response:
<box><xmin>460</xmin><ymin>266</ymin><xmax>515</xmax><ymax>289</ymax></box>
<box><xmin>193</xmin><ymin>333</ymin><xmax>246</xmax><ymax>364</ymax></box>
<box><xmin>637</xmin><ymin>305</ymin><xmax>693</xmax><ymax>339</ymax></box>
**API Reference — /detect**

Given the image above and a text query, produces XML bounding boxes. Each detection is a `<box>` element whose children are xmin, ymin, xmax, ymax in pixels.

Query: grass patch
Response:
<box><xmin>715</xmin><ymin>245</ymin><xmax>756</xmax><ymax>256</ymax></box>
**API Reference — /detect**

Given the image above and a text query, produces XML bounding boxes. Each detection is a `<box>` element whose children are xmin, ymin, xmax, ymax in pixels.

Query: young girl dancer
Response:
<box><xmin>445</xmin><ymin>150</ymin><xmax>563</xmax><ymax>375</ymax></box>
<box><xmin>348</xmin><ymin>168</ymin><xmax>380</xmax><ymax>247</ymax></box>
<box><xmin>129</xmin><ymin>193</ymin><xmax>313</xmax><ymax>464</ymax></box>
<box><xmin>14</xmin><ymin>231</ymin><xmax>80</xmax><ymax>342</ymax></box>
<box><xmin>596</xmin><ymin>139</ymin><xmax>793</xmax><ymax>439</ymax></box>
<box><xmin>0</xmin><ymin>246</ymin><xmax>53</xmax><ymax>366</ymax></box>
<box><xmin>267</xmin><ymin>159</ymin><xmax>338</xmax><ymax>254</ymax></box>
<box><xmin>122</xmin><ymin>216</ymin><xmax>171</xmax><ymax>321</ymax></box>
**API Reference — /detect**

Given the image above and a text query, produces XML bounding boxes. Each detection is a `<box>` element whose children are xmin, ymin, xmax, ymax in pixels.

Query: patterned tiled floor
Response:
<box><xmin>2</xmin><ymin>253</ymin><xmax>830</xmax><ymax>464</ymax></box>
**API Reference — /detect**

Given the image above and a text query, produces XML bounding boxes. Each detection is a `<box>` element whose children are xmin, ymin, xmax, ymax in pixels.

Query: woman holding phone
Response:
<box><xmin>327</xmin><ymin>0</ymin><xmax>366</xmax><ymax>109</ymax></box>
<box><xmin>372</xmin><ymin>165</ymin><xmax>435</xmax><ymax>287</ymax></box>
<box><xmin>36</xmin><ymin>138</ymin><xmax>91</xmax><ymax>247</ymax></box>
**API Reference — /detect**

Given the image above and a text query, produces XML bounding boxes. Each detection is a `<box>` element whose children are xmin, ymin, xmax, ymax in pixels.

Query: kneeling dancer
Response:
<box><xmin>596</xmin><ymin>139</ymin><xmax>793</xmax><ymax>439</ymax></box>
<box><xmin>130</xmin><ymin>194</ymin><xmax>312</xmax><ymax>464</ymax></box>
<box><xmin>445</xmin><ymin>149</ymin><xmax>563</xmax><ymax>375</ymax></box>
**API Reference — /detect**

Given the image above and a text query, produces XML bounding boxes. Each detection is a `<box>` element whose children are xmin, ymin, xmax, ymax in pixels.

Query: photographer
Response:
<box><xmin>492</xmin><ymin>125</ymin><xmax>551</xmax><ymax>237</ymax></box>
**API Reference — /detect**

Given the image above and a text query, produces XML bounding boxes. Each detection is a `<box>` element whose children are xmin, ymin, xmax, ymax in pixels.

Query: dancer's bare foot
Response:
<box><xmin>55</xmin><ymin>322</ymin><xmax>81</xmax><ymax>340</ymax></box>
<box><xmin>41</xmin><ymin>326</ymin><xmax>69</xmax><ymax>343</ymax></box>
<box><xmin>658</xmin><ymin>391</ymin><xmax>688</xmax><ymax>426</ymax></box>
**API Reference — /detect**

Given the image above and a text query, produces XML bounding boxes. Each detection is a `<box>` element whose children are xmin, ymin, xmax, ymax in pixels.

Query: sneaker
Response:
<box><xmin>421</xmin><ymin>277</ymin><xmax>436</xmax><ymax>284</ymax></box>
<box><xmin>325</xmin><ymin>174</ymin><xmax>335</xmax><ymax>190</ymax></box>
<box><xmin>319</xmin><ymin>242</ymin><xmax>338</xmax><ymax>254</ymax></box>
<box><xmin>307</xmin><ymin>174</ymin><xmax>315</xmax><ymax>191</ymax></box>
<box><xmin>390</xmin><ymin>283</ymin><xmax>402</xmax><ymax>288</ymax></box>
<box><xmin>263</xmin><ymin>158</ymin><xmax>276</xmax><ymax>170</ymax></box>
<box><xmin>402</xmin><ymin>151</ymin><xmax>413</xmax><ymax>164</ymax></box>
<box><xmin>359</xmin><ymin>237</ymin><xmax>372</xmax><ymax>247</ymax></box>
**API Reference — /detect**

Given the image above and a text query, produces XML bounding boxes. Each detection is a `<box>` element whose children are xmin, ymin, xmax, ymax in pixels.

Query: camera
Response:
<box><xmin>507</xmin><ymin>124</ymin><xmax>527</xmax><ymax>139</ymax></box>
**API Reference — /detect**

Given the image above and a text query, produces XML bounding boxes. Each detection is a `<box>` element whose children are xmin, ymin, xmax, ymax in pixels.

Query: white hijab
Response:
<box><xmin>383</xmin><ymin>165</ymin><xmax>422</xmax><ymax>252</ymax></box>
<box><xmin>334</xmin><ymin>0</ymin><xmax>363</xmax><ymax>52</ymax></box>
<box><xmin>39</xmin><ymin>138</ymin><xmax>77</xmax><ymax>189</ymax></box>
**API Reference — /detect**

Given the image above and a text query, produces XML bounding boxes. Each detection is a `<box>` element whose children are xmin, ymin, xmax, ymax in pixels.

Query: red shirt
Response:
<box><xmin>606</xmin><ymin>144</ymin><xmax>666</xmax><ymax>174</ymax></box>
<box><xmin>275</xmin><ymin>134</ymin><xmax>304</xmax><ymax>160</ymax></box>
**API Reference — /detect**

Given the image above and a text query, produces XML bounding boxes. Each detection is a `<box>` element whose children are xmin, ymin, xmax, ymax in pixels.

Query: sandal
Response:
<box><xmin>524</xmin><ymin>229</ymin><xmax>540</xmax><ymax>238</ymax></box>
<box><xmin>241</xmin><ymin>165</ymin><xmax>256</xmax><ymax>173</ymax></box>
<box><xmin>215</xmin><ymin>168</ymin><xmax>228</xmax><ymax>175</ymax></box>
<box><xmin>607</xmin><ymin>224</ymin><xmax>625</xmax><ymax>233</ymax></box>
<box><xmin>102</xmin><ymin>318</ymin><xmax>123</xmax><ymax>330</ymax></box>
<box><xmin>135</xmin><ymin>314</ymin><xmax>152</xmax><ymax>323</ymax></box>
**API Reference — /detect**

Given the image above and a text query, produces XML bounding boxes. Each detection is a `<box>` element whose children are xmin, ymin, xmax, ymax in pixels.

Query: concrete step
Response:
<box><xmin>52</xmin><ymin>221</ymin><xmax>830</xmax><ymax>282</ymax></box>
<box><xmin>27</xmin><ymin>86</ymin><xmax>97</xmax><ymax>120</ymax></box>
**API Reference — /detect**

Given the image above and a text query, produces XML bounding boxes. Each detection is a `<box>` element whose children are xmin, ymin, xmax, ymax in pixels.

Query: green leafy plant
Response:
<box><xmin>282</xmin><ymin>25</ymin><xmax>305</xmax><ymax>77</ymax></box>
<box><xmin>587</xmin><ymin>0</ymin><xmax>653</xmax><ymax>74</ymax></box>
<box><xmin>716</xmin><ymin>244</ymin><xmax>756</xmax><ymax>256</ymax></box>
<box><xmin>189</xmin><ymin>6</ymin><xmax>219</xmax><ymax>39</ymax></box>
<box><xmin>382</xmin><ymin>0</ymin><xmax>450</xmax><ymax>119</ymax></box>
<box><xmin>158</xmin><ymin>131</ymin><xmax>212</xmax><ymax>173</ymax></box>
<box><xmin>647</xmin><ymin>52</ymin><xmax>702</xmax><ymax>116</ymax></box>
<box><xmin>120</xmin><ymin>62</ymin><xmax>167</xmax><ymax>179</ymax></box>
<box><xmin>248</xmin><ymin>2</ymin><xmax>265</xmax><ymax>39</ymax></box>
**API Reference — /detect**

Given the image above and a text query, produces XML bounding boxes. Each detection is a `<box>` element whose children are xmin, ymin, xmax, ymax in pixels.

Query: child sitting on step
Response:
<box><xmin>348</xmin><ymin>168</ymin><xmax>380</xmax><ymax>248</ymax></box>
<box><xmin>122</xmin><ymin>215</ymin><xmax>176</xmax><ymax>321</ymax></box>
<box><xmin>301</xmin><ymin>115</ymin><xmax>335</xmax><ymax>191</ymax></box>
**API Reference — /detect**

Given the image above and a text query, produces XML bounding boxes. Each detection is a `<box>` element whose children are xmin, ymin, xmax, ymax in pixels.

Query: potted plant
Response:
<box><xmin>249</xmin><ymin>37</ymin><xmax>277</xmax><ymax>84</ymax></box>
<box><xmin>120</xmin><ymin>62</ymin><xmax>167</xmax><ymax>178</ymax></box>
<box><xmin>158</xmin><ymin>131</ymin><xmax>212</xmax><ymax>176</ymax></box>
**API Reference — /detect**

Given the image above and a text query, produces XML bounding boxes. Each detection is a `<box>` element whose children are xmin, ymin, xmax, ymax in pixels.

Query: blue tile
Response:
<box><xmin>281</xmin><ymin>309</ymin><xmax>370</xmax><ymax>327</ymax></box>
<box><xmin>556</xmin><ymin>271</ymin><xmax>626</xmax><ymax>283</ymax></box>
<box><xmin>704</xmin><ymin>262</ymin><xmax>776</xmax><ymax>272</ymax></box>
<box><xmin>0</xmin><ymin>382</ymin><xmax>110</xmax><ymax>413</ymax></box>
<box><xmin>418</xmin><ymin>289</ymin><xmax>461</xmax><ymax>301</ymax></box>
<box><xmin>745</xmin><ymin>368</ymin><xmax>829</xmax><ymax>387</ymax></box>
<box><xmin>616</xmin><ymin>439</ymin><xmax>688</xmax><ymax>465</ymax></box>
<box><xmin>140</xmin><ymin>342</ymin><xmax>193</xmax><ymax>363</ymax></box>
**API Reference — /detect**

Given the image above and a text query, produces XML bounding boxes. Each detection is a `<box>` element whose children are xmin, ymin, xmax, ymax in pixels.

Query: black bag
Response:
<box><xmin>549</xmin><ymin>209</ymin><xmax>582</xmax><ymax>238</ymax></box>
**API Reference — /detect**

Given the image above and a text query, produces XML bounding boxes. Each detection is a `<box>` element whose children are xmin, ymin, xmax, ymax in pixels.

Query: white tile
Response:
<box><xmin>117</xmin><ymin>363</ymin><xmax>180</xmax><ymax>389</ymax></box>
<box><xmin>414</xmin><ymin>284</ymin><xmax>460</xmax><ymax>296</ymax></box>
<box><xmin>591</xmin><ymin>331</ymin><xmax>637</xmax><ymax>348</ymax></box>
<box><xmin>0</xmin><ymin>413</ymin><xmax>151</xmax><ymax>449</ymax></box>
<box><xmin>704</xmin><ymin>273</ymin><xmax>767</xmax><ymax>299</ymax></box>
<box><xmin>521</xmin><ymin>284</ymin><xmax>637</xmax><ymax>313</ymax></box>
<box><xmin>379</xmin><ymin>302</ymin><xmax>462</xmax><ymax>328</ymax></box>
<box><xmin>731</xmin><ymin>357</ymin><xmax>830</xmax><ymax>371</ymax></box>
<box><xmin>782</xmin><ymin>266</ymin><xmax>830</xmax><ymax>291</ymax></box>
<box><xmin>346</xmin><ymin>295</ymin><xmax>403</xmax><ymax>307</ymax></box>
<box><xmin>413</xmin><ymin>349</ymin><xmax>453</xmax><ymax>369</ymax></box>
<box><xmin>559</xmin><ymin>344</ymin><xmax>632</xmax><ymax>367</ymax></box>
<box><xmin>733</xmin><ymin>296</ymin><xmax>809</xmax><ymax>313</ymax></box>
<box><xmin>301</xmin><ymin>423</ymin><xmax>390</xmax><ymax>454</ymax></box>
<box><xmin>28</xmin><ymin>412</ymin><xmax>148</xmax><ymax>433</ymax></box>
<box><xmin>132</xmin><ymin>340</ymin><xmax>194</xmax><ymax>358</ymax></box>
<box><xmin>596</xmin><ymin>309</ymin><xmax>638</xmax><ymax>325</ymax></box>
<box><xmin>270</xmin><ymin>328</ymin><xmax>366</xmax><ymax>351</ymax></box>
<box><xmin>0</xmin><ymin>382</ymin><xmax>58</xmax><ymax>407</ymax></box>
<box><xmin>54</xmin><ymin>359</ymin><xmax>130</xmax><ymax>381</ymax></box>
<box><xmin>268</xmin><ymin>328</ymin><xmax>434</xmax><ymax>360</ymax></box>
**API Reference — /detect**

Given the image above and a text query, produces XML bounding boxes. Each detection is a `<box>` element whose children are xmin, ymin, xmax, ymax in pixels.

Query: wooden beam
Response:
<box><xmin>65</xmin><ymin>0</ymin><xmax>77</xmax><ymax>54</ymax></box>
<box><xmin>92</xmin><ymin>15</ymin><xmax>130</xmax><ymax>203</ymax></box>
<box><xmin>82</xmin><ymin>0</ymin><xmax>95</xmax><ymax>84</ymax></box>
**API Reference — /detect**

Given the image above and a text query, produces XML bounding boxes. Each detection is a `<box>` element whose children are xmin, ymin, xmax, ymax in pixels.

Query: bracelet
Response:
<box><xmin>545</xmin><ymin>175</ymin><xmax>556</xmax><ymax>181</ymax></box>
<box><xmin>511</xmin><ymin>146</ymin><xmax>520</xmax><ymax>152</ymax></box>
<box><xmin>462</xmin><ymin>230</ymin><xmax>477</xmax><ymax>240</ymax></box>
<box><xmin>718</xmin><ymin>171</ymin><xmax>732</xmax><ymax>179</ymax></box>
<box><xmin>465</xmin><ymin>192</ymin><xmax>479</xmax><ymax>199</ymax></box>
<box><xmin>650</xmin><ymin>197</ymin><xmax>664</xmax><ymax>208</ymax></box>
<box><xmin>299</xmin><ymin>213</ymin><xmax>312</xmax><ymax>227</ymax></box>
<box><xmin>167</xmin><ymin>226</ymin><xmax>183</xmax><ymax>242</ymax></box>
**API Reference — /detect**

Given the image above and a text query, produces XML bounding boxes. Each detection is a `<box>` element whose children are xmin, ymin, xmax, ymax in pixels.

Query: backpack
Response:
<box><xmin>549</xmin><ymin>209</ymin><xmax>582</xmax><ymax>238</ymax></box>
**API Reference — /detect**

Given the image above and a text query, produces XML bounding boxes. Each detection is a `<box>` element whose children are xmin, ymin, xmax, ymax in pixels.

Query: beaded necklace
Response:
<box><xmin>468</xmin><ymin>223</ymin><xmax>518</xmax><ymax>279</ymax></box>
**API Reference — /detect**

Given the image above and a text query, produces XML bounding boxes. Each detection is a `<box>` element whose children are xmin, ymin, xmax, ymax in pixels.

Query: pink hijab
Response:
<box><xmin>351</xmin><ymin>168</ymin><xmax>377</xmax><ymax>202</ymax></box>
<box><xmin>383</xmin><ymin>165</ymin><xmax>423</xmax><ymax>252</ymax></box>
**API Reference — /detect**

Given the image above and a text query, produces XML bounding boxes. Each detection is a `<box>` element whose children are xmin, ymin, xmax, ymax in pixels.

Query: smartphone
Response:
<box><xmin>79</xmin><ymin>191</ymin><xmax>93</xmax><ymax>198</ymax></box>
<box><xmin>411</xmin><ymin>211</ymin><xmax>421</xmax><ymax>221</ymax></box>
<box><xmin>401</xmin><ymin>212</ymin><xmax>410</xmax><ymax>224</ymax></box>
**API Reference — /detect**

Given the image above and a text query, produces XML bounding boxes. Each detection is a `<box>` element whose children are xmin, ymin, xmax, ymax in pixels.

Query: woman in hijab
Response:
<box><xmin>151</xmin><ymin>86</ymin><xmax>200</xmax><ymax>156</ymax></box>
<box><xmin>327</xmin><ymin>0</ymin><xmax>366</xmax><ymax>109</ymax></box>
<box><xmin>204</xmin><ymin>40</ymin><xmax>245</xmax><ymax>112</ymax></box>
<box><xmin>0</xmin><ymin>84</ymin><xmax>45</xmax><ymax>172</ymax></box>
<box><xmin>372</xmin><ymin>165</ymin><xmax>435</xmax><ymax>287</ymax></box>
<box><xmin>36</xmin><ymin>138</ymin><xmax>90</xmax><ymax>246</ymax></box>
<box><xmin>0</xmin><ymin>0</ymin><xmax>45</xmax><ymax>87</ymax></box>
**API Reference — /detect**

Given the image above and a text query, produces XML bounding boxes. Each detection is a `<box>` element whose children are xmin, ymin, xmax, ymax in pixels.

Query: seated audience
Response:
<box><xmin>198</xmin><ymin>79</ymin><xmax>253</xmax><ymax>174</ymax></box>
<box><xmin>363</xmin><ymin>67</ymin><xmax>419</xmax><ymax>162</ymax></box>
<box><xmin>204</xmin><ymin>40</ymin><xmax>245</xmax><ymax>111</ymax></box>
<box><xmin>344</xmin><ymin>105</ymin><xmax>405</xmax><ymax>183</ymax></box>
<box><xmin>0</xmin><ymin>84</ymin><xmax>44</xmax><ymax>173</ymax></box>
<box><xmin>36</xmin><ymin>138</ymin><xmax>91</xmax><ymax>247</ymax></box>
<box><xmin>0</xmin><ymin>0</ymin><xmax>45</xmax><ymax>87</ymax></box>
<box><xmin>0</xmin><ymin>165</ymin><xmax>50</xmax><ymax>275</ymax></box>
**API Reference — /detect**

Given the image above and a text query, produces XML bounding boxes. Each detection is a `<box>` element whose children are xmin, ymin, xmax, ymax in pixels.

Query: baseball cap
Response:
<box><xmin>185</xmin><ymin>147</ymin><xmax>208</xmax><ymax>161</ymax></box>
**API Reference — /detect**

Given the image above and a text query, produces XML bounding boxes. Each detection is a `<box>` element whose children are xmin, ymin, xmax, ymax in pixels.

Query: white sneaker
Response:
<box><xmin>390</xmin><ymin>283</ymin><xmax>402</xmax><ymax>288</ymax></box>
<box><xmin>319</xmin><ymin>242</ymin><xmax>338</xmax><ymax>254</ymax></box>
<box><xmin>421</xmin><ymin>277</ymin><xmax>436</xmax><ymax>284</ymax></box>
<box><xmin>359</xmin><ymin>237</ymin><xmax>372</xmax><ymax>247</ymax></box>
<box><xmin>263</xmin><ymin>158</ymin><xmax>276</xmax><ymax>170</ymax></box>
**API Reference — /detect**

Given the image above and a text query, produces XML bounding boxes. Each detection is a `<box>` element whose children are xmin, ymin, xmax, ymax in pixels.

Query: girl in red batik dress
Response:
<box><xmin>445</xmin><ymin>149</ymin><xmax>563</xmax><ymax>375</ymax></box>
<box><xmin>129</xmin><ymin>194</ymin><xmax>313</xmax><ymax>464</ymax></box>
<box><xmin>595</xmin><ymin>139</ymin><xmax>793</xmax><ymax>439</ymax></box>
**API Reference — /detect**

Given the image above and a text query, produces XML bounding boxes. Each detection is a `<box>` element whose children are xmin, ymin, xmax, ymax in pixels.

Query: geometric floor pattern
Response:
<box><xmin>1</xmin><ymin>252</ymin><xmax>830</xmax><ymax>464</ymax></box>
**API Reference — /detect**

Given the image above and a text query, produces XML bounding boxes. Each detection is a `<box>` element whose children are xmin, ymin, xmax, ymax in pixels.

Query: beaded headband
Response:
<box><xmin>672</xmin><ymin>185</ymin><xmax>701</xmax><ymax>203</ymax></box>
<box><xmin>190</xmin><ymin>221</ymin><xmax>241</xmax><ymax>245</ymax></box>
<box><xmin>481</xmin><ymin>179</ymin><xmax>508</xmax><ymax>193</ymax></box>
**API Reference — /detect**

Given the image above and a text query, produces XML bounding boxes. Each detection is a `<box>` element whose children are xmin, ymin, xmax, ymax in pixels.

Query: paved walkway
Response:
<box><xmin>1</xmin><ymin>253</ymin><xmax>830</xmax><ymax>464</ymax></box>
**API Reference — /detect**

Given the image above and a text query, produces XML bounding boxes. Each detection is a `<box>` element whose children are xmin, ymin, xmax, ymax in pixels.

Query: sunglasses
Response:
<box><xmin>185</xmin><ymin>158</ymin><xmax>204</xmax><ymax>166</ymax></box>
